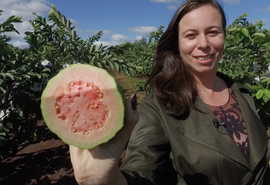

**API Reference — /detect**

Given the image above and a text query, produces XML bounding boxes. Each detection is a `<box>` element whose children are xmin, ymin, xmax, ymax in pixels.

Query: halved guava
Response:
<box><xmin>40</xmin><ymin>64</ymin><xmax>125</xmax><ymax>149</ymax></box>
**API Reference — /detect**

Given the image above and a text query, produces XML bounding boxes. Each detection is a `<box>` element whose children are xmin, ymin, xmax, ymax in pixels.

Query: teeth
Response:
<box><xmin>196</xmin><ymin>55</ymin><xmax>212</xmax><ymax>60</ymax></box>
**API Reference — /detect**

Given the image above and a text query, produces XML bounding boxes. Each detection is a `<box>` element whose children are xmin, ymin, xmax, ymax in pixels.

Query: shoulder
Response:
<box><xmin>139</xmin><ymin>91</ymin><xmax>190</xmax><ymax>123</ymax></box>
<box><xmin>139</xmin><ymin>92</ymin><xmax>165</xmax><ymax>117</ymax></box>
<box><xmin>217</xmin><ymin>72</ymin><xmax>257</xmax><ymax>111</ymax></box>
<box><xmin>217</xmin><ymin>72</ymin><xmax>252</xmax><ymax>94</ymax></box>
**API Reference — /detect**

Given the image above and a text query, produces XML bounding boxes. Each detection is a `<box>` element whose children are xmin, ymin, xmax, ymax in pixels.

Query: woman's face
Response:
<box><xmin>178</xmin><ymin>5</ymin><xmax>225</xmax><ymax>76</ymax></box>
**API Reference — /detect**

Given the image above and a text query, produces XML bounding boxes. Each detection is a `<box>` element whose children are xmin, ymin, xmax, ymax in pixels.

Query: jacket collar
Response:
<box><xmin>176</xmin><ymin>73</ymin><xmax>268</xmax><ymax>171</ymax></box>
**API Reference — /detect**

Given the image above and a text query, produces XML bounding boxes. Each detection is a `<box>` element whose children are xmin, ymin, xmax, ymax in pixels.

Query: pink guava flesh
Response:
<box><xmin>40</xmin><ymin>64</ymin><xmax>125</xmax><ymax>149</ymax></box>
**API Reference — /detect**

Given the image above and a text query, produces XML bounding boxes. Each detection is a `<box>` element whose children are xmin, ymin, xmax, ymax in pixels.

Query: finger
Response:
<box><xmin>69</xmin><ymin>145</ymin><xmax>84</xmax><ymax>160</ymax></box>
<box><xmin>109</xmin><ymin>94</ymin><xmax>139</xmax><ymax>150</ymax></box>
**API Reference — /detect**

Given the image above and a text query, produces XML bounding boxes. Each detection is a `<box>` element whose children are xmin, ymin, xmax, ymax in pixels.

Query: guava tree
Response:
<box><xmin>219</xmin><ymin>13</ymin><xmax>270</xmax><ymax>124</ymax></box>
<box><xmin>109</xmin><ymin>25</ymin><xmax>164</xmax><ymax>76</ymax></box>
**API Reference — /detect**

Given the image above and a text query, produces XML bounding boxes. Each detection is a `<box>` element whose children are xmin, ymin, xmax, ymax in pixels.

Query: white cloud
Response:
<box><xmin>111</xmin><ymin>34</ymin><xmax>131</xmax><ymax>42</ymax></box>
<box><xmin>94</xmin><ymin>34</ymin><xmax>132</xmax><ymax>47</ymax></box>
<box><xmin>69</xmin><ymin>19</ymin><xmax>79</xmax><ymax>26</ymax></box>
<box><xmin>167</xmin><ymin>5</ymin><xmax>178</xmax><ymax>10</ymax></box>
<box><xmin>0</xmin><ymin>0</ymin><xmax>50</xmax><ymax>21</ymax></box>
<box><xmin>77</xmin><ymin>29</ymin><xmax>114</xmax><ymax>36</ymax></box>
<box><xmin>268</xmin><ymin>5</ymin><xmax>270</xmax><ymax>11</ymax></box>
<box><xmin>149</xmin><ymin>0</ymin><xmax>177</xmax><ymax>3</ymax></box>
<box><xmin>221</xmin><ymin>0</ymin><xmax>240</xmax><ymax>5</ymax></box>
<box><xmin>103</xmin><ymin>30</ymin><xmax>114</xmax><ymax>35</ymax></box>
<box><xmin>12</xmin><ymin>40</ymin><xmax>29</xmax><ymax>48</ymax></box>
<box><xmin>0</xmin><ymin>0</ymin><xmax>50</xmax><ymax>41</ymax></box>
<box><xmin>149</xmin><ymin>0</ymin><xmax>181</xmax><ymax>10</ymax></box>
<box><xmin>135</xmin><ymin>35</ymin><xmax>144</xmax><ymax>41</ymax></box>
<box><xmin>94</xmin><ymin>40</ymin><xmax>119</xmax><ymax>47</ymax></box>
<box><xmin>128</xmin><ymin>26</ymin><xmax>157</xmax><ymax>37</ymax></box>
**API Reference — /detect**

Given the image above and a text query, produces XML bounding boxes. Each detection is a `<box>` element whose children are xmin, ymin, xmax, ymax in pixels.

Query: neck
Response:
<box><xmin>193</xmin><ymin>71</ymin><xmax>219</xmax><ymax>94</ymax></box>
<box><xmin>193</xmin><ymin>71</ymin><xmax>229</xmax><ymax>106</ymax></box>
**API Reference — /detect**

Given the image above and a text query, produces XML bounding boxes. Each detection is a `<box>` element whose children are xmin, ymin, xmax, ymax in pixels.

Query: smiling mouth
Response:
<box><xmin>194</xmin><ymin>55</ymin><xmax>213</xmax><ymax>60</ymax></box>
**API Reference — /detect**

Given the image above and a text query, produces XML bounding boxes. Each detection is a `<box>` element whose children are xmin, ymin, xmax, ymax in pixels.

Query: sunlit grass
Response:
<box><xmin>109</xmin><ymin>70</ymin><xmax>147</xmax><ymax>105</ymax></box>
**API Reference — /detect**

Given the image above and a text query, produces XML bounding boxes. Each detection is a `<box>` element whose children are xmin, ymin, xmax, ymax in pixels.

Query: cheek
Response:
<box><xmin>212</xmin><ymin>38</ymin><xmax>225</xmax><ymax>53</ymax></box>
<box><xmin>179</xmin><ymin>40</ymin><xmax>195</xmax><ymax>56</ymax></box>
<box><xmin>214</xmin><ymin>42</ymin><xmax>224</xmax><ymax>55</ymax></box>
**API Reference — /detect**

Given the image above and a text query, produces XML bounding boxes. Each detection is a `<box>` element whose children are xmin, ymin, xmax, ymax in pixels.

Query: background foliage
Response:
<box><xmin>0</xmin><ymin>7</ymin><xmax>269</xmax><ymax>159</ymax></box>
<box><xmin>219</xmin><ymin>13</ymin><xmax>270</xmax><ymax>116</ymax></box>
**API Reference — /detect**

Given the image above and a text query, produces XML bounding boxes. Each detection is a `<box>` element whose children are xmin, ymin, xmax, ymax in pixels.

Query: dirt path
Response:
<box><xmin>0</xmin><ymin>120</ymin><xmax>77</xmax><ymax>185</ymax></box>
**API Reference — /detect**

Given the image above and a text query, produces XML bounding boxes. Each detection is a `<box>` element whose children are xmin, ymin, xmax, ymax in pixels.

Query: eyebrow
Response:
<box><xmin>181</xmin><ymin>25</ymin><xmax>222</xmax><ymax>35</ymax></box>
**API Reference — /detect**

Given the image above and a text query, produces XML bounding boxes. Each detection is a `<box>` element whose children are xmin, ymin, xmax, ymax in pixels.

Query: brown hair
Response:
<box><xmin>146</xmin><ymin>0</ymin><xmax>227</xmax><ymax>116</ymax></box>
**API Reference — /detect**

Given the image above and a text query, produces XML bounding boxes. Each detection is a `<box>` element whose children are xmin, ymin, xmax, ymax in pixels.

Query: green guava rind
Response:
<box><xmin>40</xmin><ymin>64</ymin><xmax>125</xmax><ymax>149</ymax></box>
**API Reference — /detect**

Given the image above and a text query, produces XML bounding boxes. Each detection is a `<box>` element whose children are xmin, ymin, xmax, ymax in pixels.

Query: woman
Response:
<box><xmin>70</xmin><ymin>0</ymin><xmax>270</xmax><ymax>184</ymax></box>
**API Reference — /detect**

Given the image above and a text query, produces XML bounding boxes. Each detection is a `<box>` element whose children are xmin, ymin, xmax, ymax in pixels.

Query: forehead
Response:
<box><xmin>178</xmin><ymin>5</ymin><xmax>223</xmax><ymax>31</ymax></box>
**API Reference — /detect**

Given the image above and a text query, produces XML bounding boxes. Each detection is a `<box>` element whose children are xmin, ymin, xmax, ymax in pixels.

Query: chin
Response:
<box><xmin>192</xmin><ymin>66</ymin><xmax>218</xmax><ymax>76</ymax></box>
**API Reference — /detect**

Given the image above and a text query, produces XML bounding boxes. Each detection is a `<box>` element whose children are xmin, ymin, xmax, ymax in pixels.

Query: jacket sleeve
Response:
<box><xmin>119</xmin><ymin>94</ymin><xmax>177</xmax><ymax>185</ymax></box>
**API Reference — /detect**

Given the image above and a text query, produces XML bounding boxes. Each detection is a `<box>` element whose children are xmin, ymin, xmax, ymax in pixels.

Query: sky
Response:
<box><xmin>0</xmin><ymin>0</ymin><xmax>270</xmax><ymax>48</ymax></box>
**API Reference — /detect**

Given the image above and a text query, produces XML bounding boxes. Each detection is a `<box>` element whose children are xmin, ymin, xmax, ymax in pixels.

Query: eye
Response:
<box><xmin>186</xmin><ymin>34</ymin><xmax>196</xmax><ymax>39</ymax></box>
<box><xmin>208</xmin><ymin>31</ymin><xmax>219</xmax><ymax>36</ymax></box>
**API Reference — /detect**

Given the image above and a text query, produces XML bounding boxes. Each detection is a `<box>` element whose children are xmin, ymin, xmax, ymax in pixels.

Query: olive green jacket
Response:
<box><xmin>120</xmin><ymin>73</ymin><xmax>270</xmax><ymax>185</ymax></box>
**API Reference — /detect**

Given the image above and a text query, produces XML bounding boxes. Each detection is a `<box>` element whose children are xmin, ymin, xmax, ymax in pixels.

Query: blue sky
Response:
<box><xmin>0</xmin><ymin>0</ymin><xmax>269</xmax><ymax>48</ymax></box>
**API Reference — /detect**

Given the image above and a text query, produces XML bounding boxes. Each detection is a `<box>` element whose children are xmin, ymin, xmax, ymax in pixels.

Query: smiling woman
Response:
<box><xmin>69</xmin><ymin>0</ymin><xmax>270</xmax><ymax>185</ymax></box>
<box><xmin>178</xmin><ymin>5</ymin><xmax>225</xmax><ymax>75</ymax></box>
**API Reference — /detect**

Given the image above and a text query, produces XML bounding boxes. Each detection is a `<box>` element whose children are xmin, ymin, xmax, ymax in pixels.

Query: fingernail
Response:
<box><xmin>131</xmin><ymin>93</ymin><xmax>137</xmax><ymax>110</ymax></box>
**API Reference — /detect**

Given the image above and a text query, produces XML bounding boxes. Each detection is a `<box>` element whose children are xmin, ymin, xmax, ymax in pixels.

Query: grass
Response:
<box><xmin>108</xmin><ymin>70</ymin><xmax>147</xmax><ymax>105</ymax></box>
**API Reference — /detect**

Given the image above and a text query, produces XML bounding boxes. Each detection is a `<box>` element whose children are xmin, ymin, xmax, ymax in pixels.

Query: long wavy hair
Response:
<box><xmin>146</xmin><ymin>0</ymin><xmax>227</xmax><ymax>116</ymax></box>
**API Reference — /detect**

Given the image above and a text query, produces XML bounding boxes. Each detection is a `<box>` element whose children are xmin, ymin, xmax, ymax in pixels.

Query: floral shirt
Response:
<box><xmin>207</xmin><ymin>88</ymin><xmax>250</xmax><ymax>161</ymax></box>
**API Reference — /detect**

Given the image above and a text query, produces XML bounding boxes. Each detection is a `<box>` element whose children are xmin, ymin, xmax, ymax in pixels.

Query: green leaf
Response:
<box><xmin>42</xmin><ymin>68</ymin><xmax>51</xmax><ymax>72</ymax></box>
<box><xmin>253</xmin><ymin>33</ymin><xmax>265</xmax><ymax>38</ymax></box>
<box><xmin>266</xmin><ymin>42</ymin><xmax>270</xmax><ymax>49</ymax></box>
<box><xmin>89</xmin><ymin>46</ymin><xmax>95</xmax><ymax>53</ymax></box>
<box><xmin>123</xmin><ymin>67</ymin><xmax>129</xmax><ymax>75</ymax></box>
<box><xmin>103</xmin><ymin>54</ymin><xmax>112</xmax><ymax>60</ymax></box>
<box><xmin>71</xmin><ymin>30</ymin><xmax>75</xmax><ymax>41</ymax></box>
<box><xmin>241</xmin><ymin>28</ymin><xmax>249</xmax><ymax>37</ymax></box>
<box><xmin>6</xmin><ymin>73</ymin><xmax>14</xmax><ymax>80</ymax></box>
<box><xmin>97</xmin><ymin>62</ymin><xmax>102</xmax><ymax>68</ymax></box>
<box><xmin>114</xmin><ymin>63</ymin><xmax>120</xmax><ymax>72</ymax></box>
<box><xmin>261</xmin><ymin>78</ymin><xmax>270</xmax><ymax>85</ymax></box>
<box><xmin>0</xmin><ymin>87</ymin><xmax>5</xmax><ymax>93</ymax></box>
<box><xmin>24</xmin><ymin>75</ymin><xmax>31</xmax><ymax>79</ymax></box>
<box><xmin>228</xmin><ymin>27</ymin><xmax>240</xmax><ymax>32</ymax></box>
<box><xmin>108</xmin><ymin>61</ymin><xmax>114</xmax><ymax>70</ymax></box>
<box><xmin>0</xmin><ymin>132</ymin><xmax>6</xmax><ymax>136</ymax></box>
<box><xmin>9</xmin><ymin>60</ymin><xmax>16</xmax><ymax>64</ymax></box>
<box><xmin>136</xmin><ymin>66</ymin><xmax>143</xmax><ymax>72</ymax></box>
<box><xmin>0</xmin><ymin>73</ymin><xmax>6</xmax><ymax>78</ymax></box>
<box><xmin>28</xmin><ymin>72</ymin><xmax>36</xmax><ymax>76</ymax></box>
<box><xmin>256</xmin><ymin>89</ymin><xmax>264</xmax><ymax>99</ymax></box>
<box><xmin>97</xmin><ymin>44</ymin><xmax>102</xmax><ymax>50</ymax></box>
<box><xmin>249</xmin><ymin>85</ymin><xmax>262</xmax><ymax>91</ymax></box>
<box><xmin>90</xmin><ymin>56</ymin><xmax>96</xmax><ymax>62</ymax></box>
<box><xmin>262</xmin><ymin>95</ymin><xmax>269</xmax><ymax>103</ymax></box>
<box><xmin>36</xmin><ymin>74</ymin><xmax>41</xmax><ymax>79</ymax></box>
<box><xmin>263</xmin><ymin>89</ymin><xmax>270</xmax><ymax>98</ymax></box>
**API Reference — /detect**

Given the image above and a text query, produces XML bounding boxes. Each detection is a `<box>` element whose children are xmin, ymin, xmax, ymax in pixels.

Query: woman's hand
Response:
<box><xmin>69</xmin><ymin>94</ymin><xmax>139</xmax><ymax>185</ymax></box>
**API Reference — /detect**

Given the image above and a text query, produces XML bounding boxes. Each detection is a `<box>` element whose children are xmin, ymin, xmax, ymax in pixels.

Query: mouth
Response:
<box><xmin>194</xmin><ymin>55</ymin><xmax>213</xmax><ymax>60</ymax></box>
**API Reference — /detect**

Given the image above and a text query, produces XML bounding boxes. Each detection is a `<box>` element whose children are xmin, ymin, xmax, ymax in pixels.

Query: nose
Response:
<box><xmin>197</xmin><ymin>34</ymin><xmax>209</xmax><ymax>49</ymax></box>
